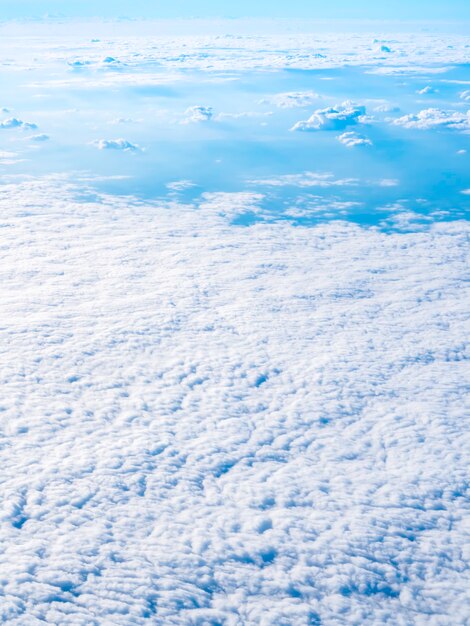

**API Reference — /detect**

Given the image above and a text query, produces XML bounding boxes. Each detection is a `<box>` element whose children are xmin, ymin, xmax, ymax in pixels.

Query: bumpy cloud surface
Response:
<box><xmin>0</xmin><ymin>179</ymin><xmax>468</xmax><ymax>625</ymax></box>
<box><xmin>291</xmin><ymin>102</ymin><xmax>366</xmax><ymax>132</ymax></box>
<box><xmin>393</xmin><ymin>108</ymin><xmax>470</xmax><ymax>131</ymax></box>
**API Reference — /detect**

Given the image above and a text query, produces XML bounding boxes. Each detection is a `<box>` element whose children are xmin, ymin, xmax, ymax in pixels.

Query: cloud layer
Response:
<box><xmin>0</xmin><ymin>179</ymin><xmax>468</xmax><ymax>625</ymax></box>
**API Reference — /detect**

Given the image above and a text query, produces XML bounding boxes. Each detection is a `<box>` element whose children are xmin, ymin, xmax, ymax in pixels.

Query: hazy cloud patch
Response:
<box><xmin>259</xmin><ymin>90</ymin><xmax>321</xmax><ymax>108</ymax></box>
<box><xmin>183</xmin><ymin>105</ymin><xmax>213</xmax><ymax>123</ymax></box>
<box><xmin>337</xmin><ymin>131</ymin><xmax>373</xmax><ymax>147</ymax></box>
<box><xmin>93</xmin><ymin>138</ymin><xmax>141</xmax><ymax>152</ymax></box>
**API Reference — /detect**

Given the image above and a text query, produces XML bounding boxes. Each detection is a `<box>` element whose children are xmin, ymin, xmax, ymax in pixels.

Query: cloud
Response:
<box><xmin>379</xmin><ymin>179</ymin><xmax>400</xmax><ymax>187</ymax></box>
<box><xmin>0</xmin><ymin>178</ymin><xmax>467</xmax><ymax>625</ymax></box>
<box><xmin>216</xmin><ymin>111</ymin><xmax>272</xmax><ymax>120</ymax></box>
<box><xmin>27</xmin><ymin>133</ymin><xmax>50</xmax><ymax>142</ymax></box>
<box><xmin>249</xmin><ymin>171</ymin><xmax>359</xmax><ymax>188</ymax></box>
<box><xmin>259</xmin><ymin>91</ymin><xmax>321</xmax><ymax>108</ymax></box>
<box><xmin>376</xmin><ymin>44</ymin><xmax>392</xmax><ymax>53</ymax></box>
<box><xmin>0</xmin><ymin>150</ymin><xmax>24</xmax><ymax>165</ymax></box>
<box><xmin>381</xmin><ymin>210</ymin><xmax>433</xmax><ymax>231</ymax></box>
<box><xmin>166</xmin><ymin>180</ymin><xmax>197</xmax><ymax>192</ymax></box>
<box><xmin>67</xmin><ymin>55</ymin><xmax>124</xmax><ymax>69</ymax></box>
<box><xmin>93</xmin><ymin>138</ymin><xmax>141</xmax><ymax>152</ymax></box>
<box><xmin>374</xmin><ymin>103</ymin><xmax>401</xmax><ymax>113</ymax></box>
<box><xmin>200</xmin><ymin>191</ymin><xmax>265</xmax><ymax>219</ymax></box>
<box><xmin>183</xmin><ymin>105</ymin><xmax>213</xmax><ymax>123</ymax></box>
<box><xmin>0</xmin><ymin>117</ymin><xmax>38</xmax><ymax>130</ymax></box>
<box><xmin>416</xmin><ymin>85</ymin><xmax>439</xmax><ymax>95</ymax></box>
<box><xmin>337</xmin><ymin>131</ymin><xmax>372</xmax><ymax>147</ymax></box>
<box><xmin>461</xmin><ymin>188</ymin><xmax>470</xmax><ymax>195</ymax></box>
<box><xmin>393</xmin><ymin>108</ymin><xmax>470</xmax><ymax>131</ymax></box>
<box><xmin>460</xmin><ymin>90</ymin><xmax>470</xmax><ymax>102</ymax></box>
<box><xmin>291</xmin><ymin>101</ymin><xmax>367</xmax><ymax>132</ymax></box>
<box><xmin>109</xmin><ymin>117</ymin><xmax>140</xmax><ymax>125</ymax></box>
<box><xmin>2</xmin><ymin>26</ymin><xmax>470</xmax><ymax>74</ymax></box>
<box><xmin>369</xmin><ymin>66</ymin><xmax>453</xmax><ymax>76</ymax></box>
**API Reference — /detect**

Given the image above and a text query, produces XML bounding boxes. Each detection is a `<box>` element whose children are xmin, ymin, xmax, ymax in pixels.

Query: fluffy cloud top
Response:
<box><xmin>393</xmin><ymin>108</ymin><xmax>470</xmax><ymax>131</ymax></box>
<box><xmin>291</xmin><ymin>101</ymin><xmax>367</xmax><ymax>132</ymax></box>
<box><xmin>337</xmin><ymin>131</ymin><xmax>373</xmax><ymax>147</ymax></box>
<box><xmin>0</xmin><ymin>179</ymin><xmax>468</xmax><ymax>625</ymax></box>
<box><xmin>93</xmin><ymin>138</ymin><xmax>140</xmax><ymax>152</ymax></box>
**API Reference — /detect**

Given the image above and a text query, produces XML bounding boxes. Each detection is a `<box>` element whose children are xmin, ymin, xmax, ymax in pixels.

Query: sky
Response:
<box><xmin>0</xmin><ymin>1</ymin><xmax>469</xmax><ymax>623</ymax></box>
<box><xmin>1</xmin><ymin>0</ymin><xmax>470</xmax><ymax>20</ymax></box>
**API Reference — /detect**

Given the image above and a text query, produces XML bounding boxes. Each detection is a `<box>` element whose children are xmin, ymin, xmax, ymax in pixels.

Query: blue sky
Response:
<box><xmin>1</xmin><ymin>0</ymin><xmax>470</xmax><ymax>20</ymax></box>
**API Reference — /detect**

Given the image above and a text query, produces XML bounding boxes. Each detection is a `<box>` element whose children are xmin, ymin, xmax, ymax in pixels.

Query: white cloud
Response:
<box><xmin>259</xmin><ymin>91</ymin><xmax>321</xmax><ymax>108</ymax></box>
<box><xmin>381</xmin><ymin>210</ymin><xmax>433</xmax><ymax>231</ymax></box>
<box><xmin>337</xmin><ymin>131</ymin><xmax>372</xmax><ymax>147</ymax></box>
<box><xmin>166</xmin><ymin>180</ymin><xmax>197</xmax><ymax>192</ymax></box>
<box><xmin>93</xmin><ymin>138</ymin><xmax>141</xmax><ymax>152</ymax></box>
<box><xmin>416</xmin><ymin>85</ymin><xmax>439</xmax><ymax>95</ymax></box>
<box><xmin>369</xmin><ymin>66</ymin><xmax>453</xmax><ymax>76</ymax></box>
<box><xmin>374</xmin><ymin>103</ymin><xmax>401</xmax><ymax>113</ymax></box>
<box><xmin>0</xmin><ymin>117</ymin><xmax>37</xmax><ymax>130</ymax></box>
<box><xmin>109</xmin><ymin>117</ymin><xmax>140</xmax><ymax>124</ymax></box>
<box><xmin>216</xmin><ymin>111</ymin><xmax>272</xmax><ymax>120</ymax></box>
<box><xmin>100</xmin><ymin>55</ymin><xmax>122</xmax><ymax>66</ymax></box>
<box><xmin>393</xmin><ymin>107</ymin><xmax>470</xmax><ymax>131</ymax></box>
<box><xmin>291</xmin><ymin>101</ymin><xmax>367</xmax><ymax>132</ymax></box>
<box><xmin>200</xmin><ymin>191</ymin><xmax>265</xmax><ymax>219</ymax></box>
<box><xmin>249</xmin><ymin>171</ymin><xmax>359</xmax><ymax>188</ymax></box>
<box><xmin>0</xmin><ymin>178</ymin><xmax>467</xmax><ymax>625</ymax></box>
<box><xmin>379</xmin><ymin>179</ymin><xmax>400</xmax><ymax>187</ymax></box>
<box><xmin>183</xmin><ymin>105</ymin><xmax>213</xmax><ymax>123</ymax></box>
<box><xmin>460</xmin><ymin>90</ymin><xmax>470</xmax><ymax>102</ymax></box>
<box><xmin>1</xmin><ymin>26</ymin><xmax>470</xmax><ymax>74</ymax></box>
<box><xmin>461</xmin><ymin>188</ymin><xmax>470</xmax><ymax>195</ymax></box>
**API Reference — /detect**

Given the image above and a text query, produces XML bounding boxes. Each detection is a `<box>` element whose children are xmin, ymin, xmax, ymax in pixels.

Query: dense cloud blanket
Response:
<box><xmin>0</xmin><ymin>181</ymin><xmax>468</xmax><ymax>625</ymax></box>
